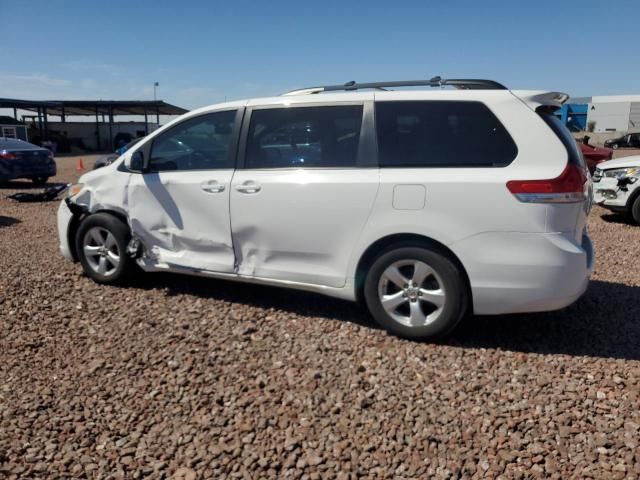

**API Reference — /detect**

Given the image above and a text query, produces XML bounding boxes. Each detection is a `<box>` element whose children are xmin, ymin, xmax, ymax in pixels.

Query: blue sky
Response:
<box><xmin>1</xmin><ymin>0</ymin><xmax>639</xmax><ymax>111</ymax></box>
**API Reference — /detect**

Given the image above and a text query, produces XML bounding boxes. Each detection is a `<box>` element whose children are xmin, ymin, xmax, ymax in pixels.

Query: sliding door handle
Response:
<box><xmin>201</xmin><ymin>180</ymin><xmax>225</xmax><ymax>193</ymax></box>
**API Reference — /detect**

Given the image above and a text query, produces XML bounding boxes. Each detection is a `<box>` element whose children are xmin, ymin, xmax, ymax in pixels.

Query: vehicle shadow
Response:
<box><xmin>601</xmin><ymin>213</ymin><xmax>636</xmax><ymax>226</ymax></box>
<box><xmin>130</xmin><ymin>272</ymin><xmax>374</xmax><ymax>329</ymax></box>
<box><xmin>0</xmin><ymin>216</ymin><xmax>21</xmax><ymax>228</ymax></box>
<box><xmin>447</xmin><ymin>280</ymin><xmax>640</xmax><ymax>361</ymax></box>
<box><xmin>128</xmin><ymin>274</ymin><xmax>639</xmax><ymax>360</ymax></box>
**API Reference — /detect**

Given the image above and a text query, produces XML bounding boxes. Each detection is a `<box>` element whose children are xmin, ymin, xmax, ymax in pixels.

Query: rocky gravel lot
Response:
<box><xmin>1</xmin><ymin>155</ymin><xmax>639</xmax><ymax>479</ymax></box>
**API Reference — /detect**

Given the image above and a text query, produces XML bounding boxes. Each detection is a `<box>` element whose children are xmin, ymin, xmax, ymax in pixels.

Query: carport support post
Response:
<box><xmin>13</xmin><ymin>108</ymin><xmax>17</xmax><ymax>120</ymax></box>
<box><xmin>156</xmin><ymin>106</ymin><xmax>160</xmax><ymax>129</ymax></box>
<box><xmin>43</xmin><ymin>107</ymin><xmax>49</xmax><ymax>141</ymax></box>
<box><xmin>144</xmin><ymin>109</ymin><xmax>148</xmax><ymax>135</ymax></box>
<box><xmin>37</xmin><ymin>107</ymin><xmax>43</xmax><ymax>142</ymax></box>
<box><xmin>95</xmin><ymin>108</ymin><xmax>101</xmax><ymax>151</ymax></box>
<box><xmin>108</xmin><ymin>106</ymin><xmax>114</xmax><ymax>151</ymax></box>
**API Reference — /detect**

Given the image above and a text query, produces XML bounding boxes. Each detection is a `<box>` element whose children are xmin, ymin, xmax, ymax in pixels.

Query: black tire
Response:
<box><xmin>31</xmin><ymin>176</ymin><xmax>49</xmax><ymax>184</ymax></box>
<box><xmin>364</xmin><ymin>245</ymin><xmax>467</xmax><ymax>340</ymax></box>
<box><xmin>75</xmin><ymin>213</ymin><xmax>136</xmax><ymax>284</ymax></box>
<box><xmin>631</xmin><ymin>195</ymin><xmax>640</xmax><ymax>225</ymax></box>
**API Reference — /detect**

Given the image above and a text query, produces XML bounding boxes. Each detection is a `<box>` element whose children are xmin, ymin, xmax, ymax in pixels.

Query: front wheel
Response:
<box><xmin>610</xmin><ymin>143</ymin><xmax>619</xmax><ymax>150</ymax></box>
<box><xmin>76</xmin><ymin>213</ymin><xmax>136</xmax><ymax>284</ymax></box>
<box><xmin>631</xmin><ymin>195</ymin><xmax>640</xmax><ymax>225</ymax></box>
<box><xmin>364</xmin><ymin>246</ymin><xmax>467</xmax><ymax>340</ymax></box>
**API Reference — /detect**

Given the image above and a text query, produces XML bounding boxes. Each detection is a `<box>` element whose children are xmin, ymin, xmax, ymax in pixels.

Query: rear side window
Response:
<box><xmin>245</xmin><ymin>105</ymin><xmax>363</xmax><ymax>169</ymax></box>
<box><xmin>376</xmin><ymin>101</ymin><xmax>518</xmax><ymax>167</ymax></box>
<box><xmin>149</xmin><ymin>110</ymin><xmax>237</xmax><ymax>171</ymax></box>
<box><xmin>538</xmin><ymin>110</ymin><xmax>586</xmax><ymax>168</ymax></box>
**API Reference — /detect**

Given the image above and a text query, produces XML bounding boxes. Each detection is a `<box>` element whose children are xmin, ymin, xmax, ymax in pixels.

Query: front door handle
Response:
<box><xmin>201</xmin><ymin>180</ymin><xmax>225</xmax><ymax>193</ymax></box>
<box><xmin>235</xmin><ymin>180</ymin><xmax>261</xmax><ymax>194</ymax></box>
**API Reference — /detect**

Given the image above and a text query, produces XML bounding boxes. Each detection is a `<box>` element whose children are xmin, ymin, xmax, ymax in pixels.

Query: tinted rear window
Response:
<box><xmin>245</xmin><ymin>105</ymin><xmax>363</xmax><ymax>169</ymax></box>
<box><xmin>376</xmin><ymin>101</ymin><xmax>518</xmax><ymax>168</ymax></box>
<box><xmin>538</xmin><ymin>111</ymin><xmax>585</xmax><ymax>168</ymax></box>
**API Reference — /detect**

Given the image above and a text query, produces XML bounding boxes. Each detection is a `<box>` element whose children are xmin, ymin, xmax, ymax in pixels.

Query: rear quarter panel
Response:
<box><xmin>345</xmin><ymin>90</ymin><xmax>569</xmax><ymax>283</ymax></box>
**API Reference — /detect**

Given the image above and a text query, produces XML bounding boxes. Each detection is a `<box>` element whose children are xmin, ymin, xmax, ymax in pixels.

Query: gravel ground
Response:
<box><xmin>1</xmin><ymin>155</ymin><xmax>639</xmax><ymax>479</ymax></box>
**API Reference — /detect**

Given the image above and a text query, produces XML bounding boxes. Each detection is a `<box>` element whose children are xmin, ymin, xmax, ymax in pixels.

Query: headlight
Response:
<box><xmin>605</xmin><ymin>167</ymin><xmax>640</xmax><ymax>179</ymax></box>
<box><xmin>67</xmin><ymin>183</ymin><xmax>84</xmax><ymax>198</ymax></box>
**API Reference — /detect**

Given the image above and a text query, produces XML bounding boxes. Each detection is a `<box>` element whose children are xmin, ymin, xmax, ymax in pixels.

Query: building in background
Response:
<box><xmin>0</xmin><ymin>116</ymin><xmax>28</xmax><ymax>141</ymax></box>
<box><xmin>43</xmin><ymin>121</ymin><xmax>157</xmax><ymax>151</ymax></box>
<box><xmin>586</xmin><ymin>95</ymin><xmax>640</xmax><ymax>133</ymax></box>
<box><xmin>557</xmin><ymin>95</ymin><xmax>640</xmax><ymax>134</ymax></box>
<box><xmin>554</xmin><ymin>100</ymin><xmax>588</xmax><ymax>131</ymax></box>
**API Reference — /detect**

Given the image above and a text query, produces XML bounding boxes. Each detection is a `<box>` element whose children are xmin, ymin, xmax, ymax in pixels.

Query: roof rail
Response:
<box><xmin>282</xmin><ymin>76</ymin><xmax>507</xmax><ymax>96</ymax></box>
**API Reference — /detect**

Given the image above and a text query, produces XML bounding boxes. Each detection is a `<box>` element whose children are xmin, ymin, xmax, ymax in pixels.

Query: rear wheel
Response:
<box><xmin>76</xmin><ymin>213</ymin><xmax>136</xmax><ymax>284</ymax></box>
<box><xmin>364</xmin><ymin>246</ymin><xmax>467</xmax><ymax>340</ymax></box>
<box><xmin>31</xmin><ymin>176</ymin><xmax>49</xmax><ymax>184</ymax></box>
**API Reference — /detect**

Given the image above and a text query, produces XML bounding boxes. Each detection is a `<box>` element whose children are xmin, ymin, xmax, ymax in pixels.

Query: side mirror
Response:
<box><xmin>126</xmin><ymin>150</ymin><xmax>145</xmax><ymax>173</ymax></box>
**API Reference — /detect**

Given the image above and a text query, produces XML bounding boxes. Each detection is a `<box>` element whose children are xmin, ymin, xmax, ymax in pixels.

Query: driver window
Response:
<box><xmin>148</xmin><ymin>110</ymin><xmax>236</xmax><ymax>172</ymax></box>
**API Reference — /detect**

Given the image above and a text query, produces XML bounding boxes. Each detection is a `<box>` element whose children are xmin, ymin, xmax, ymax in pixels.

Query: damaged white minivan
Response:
<box><xmin>58</xmin><ymin>78</ymin><xmax>594</xmax><ymax>340</ymax></box>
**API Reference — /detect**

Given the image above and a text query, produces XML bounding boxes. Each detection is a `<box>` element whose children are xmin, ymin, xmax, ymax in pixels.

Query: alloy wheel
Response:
<box><xmin>377</xmin><ymin>259</ymin><xmax>446</xmax><ymax>327</ymax></box>
<box><xmin>82</xmin><ymin>227</ymin><xmax>120</xmax><ymax>276</ymax></box>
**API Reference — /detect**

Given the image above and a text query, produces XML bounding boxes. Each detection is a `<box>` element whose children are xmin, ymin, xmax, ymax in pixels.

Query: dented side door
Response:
<box><xmin>127</xmin><ymin>109</ymin><xmax>242</xmax><ymax>273</ymax></box>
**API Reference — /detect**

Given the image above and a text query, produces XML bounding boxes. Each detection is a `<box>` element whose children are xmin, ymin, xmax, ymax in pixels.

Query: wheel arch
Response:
<box><xmin>354</xmin><ymin>233</ymin><xmax>473</xmax><ymax>309</ymax></box>
<box><xmin>625</xmin><ymin>186</ymin><xmax>640</xmax><ymax>210</ymax></box>
<box><xmin>68</xmin><ymin>209</ymin><xmax>130</xmax><ymax>261</ymax></box>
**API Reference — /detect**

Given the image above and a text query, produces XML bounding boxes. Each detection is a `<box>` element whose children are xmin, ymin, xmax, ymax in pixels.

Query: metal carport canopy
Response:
<box><xmin>0</xmin><ymin>98</ymin><xmax>188</xmax><ymax>116</ymax></box>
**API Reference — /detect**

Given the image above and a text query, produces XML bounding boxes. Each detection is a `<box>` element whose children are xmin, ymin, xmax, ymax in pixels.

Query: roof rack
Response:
<box><xmin>282</xmin><ymin>76</ymin><xmax>507</xmax><ymax>96</ymax></box>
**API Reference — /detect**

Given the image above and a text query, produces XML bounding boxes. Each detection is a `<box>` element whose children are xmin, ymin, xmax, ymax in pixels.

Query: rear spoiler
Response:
<box><xmin>510</xmin><ymin>90</ymin><xmax>569</xmax><ymax>111</ymax></box>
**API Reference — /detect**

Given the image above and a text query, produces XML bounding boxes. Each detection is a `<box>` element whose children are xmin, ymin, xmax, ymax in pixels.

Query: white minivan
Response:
<box><xmin>57</xmin><ymin>78</ymin><xmax>594</xmax><ymax>340</ymax></box>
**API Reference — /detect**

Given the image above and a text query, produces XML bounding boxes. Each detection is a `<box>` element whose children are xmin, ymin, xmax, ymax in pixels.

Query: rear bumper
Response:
<box><xmin>57</xmin><ymin>200</ymin><xmax>75</xmax><ymax>261</ymax></box>
<box><xmin>0</xmin><ymin>159</ymin><xmax>56</xmax><ymax>180</ymax></box>
<box><xmin>452</xmin><ymin>231</ymin><xmax>594</xmax><ymax>315</ymax></box>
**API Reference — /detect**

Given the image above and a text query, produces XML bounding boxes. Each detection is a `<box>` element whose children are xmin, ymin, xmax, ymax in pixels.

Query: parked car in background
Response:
<box><xmin>604</xmin><ymin>133</ymin><xmax>640</xmax><ymax>150</ymax></box>
<box><xmin>593</xmin><ymin>156</ymin><xmax>640</xmax><ymax>224</ymax></box>
<box><xmin>58</xmin><ymin>78</ymin><xmax>594</xmax><ymax>340</ymax></box>
<box><xmin>0</xmin><ymin>137</ymin><xmax>56</xmax><ymax>184</ymax></box>
<box><xmin>578</xmin><ymin>141</ymin><xmax>613</xmax><ymax>172</ymax></box>
<box><xmin>93</xmin><ymin>136</ymin><xmax>145</xmax><ymax>169</ymax></box>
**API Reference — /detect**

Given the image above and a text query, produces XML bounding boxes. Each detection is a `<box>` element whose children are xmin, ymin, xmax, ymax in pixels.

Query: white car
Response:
<box><xmin>57</xmin><ymin>78</ymin><xmax>594</xmax><ymax>340</ymax></box>
<box><xmin>593</xmin><ymin>156</ymin><xmax>640</xmax><ymax>224</ymax></box>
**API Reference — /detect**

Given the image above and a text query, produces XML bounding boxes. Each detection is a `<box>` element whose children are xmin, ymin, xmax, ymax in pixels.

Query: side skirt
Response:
<box><xmin>136</xmin><ymin>260</ymin><xmax>357</xmax><ymax>301</ymax></box>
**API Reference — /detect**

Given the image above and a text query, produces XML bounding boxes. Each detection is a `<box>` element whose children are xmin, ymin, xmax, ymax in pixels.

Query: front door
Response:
<box><xmin>128</xmin><ymin>109</ymin><xmax>241</xmax><ymax>272</ymax></box>
<box><xmin>230</xmin><ymin>102</ymin><xmax>379</xmax><ymax>288</ymax></box>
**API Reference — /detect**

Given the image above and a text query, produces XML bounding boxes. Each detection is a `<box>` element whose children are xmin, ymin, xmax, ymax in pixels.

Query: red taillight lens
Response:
<box><xmin>507</xmin><ymin>164</ymin><xmax>588</xmax><ymax>203</ymax></box>
<box><xmin>0</xmin><ymin>150</ymin><xmax>17</xmax><ymax>160</ymax></box>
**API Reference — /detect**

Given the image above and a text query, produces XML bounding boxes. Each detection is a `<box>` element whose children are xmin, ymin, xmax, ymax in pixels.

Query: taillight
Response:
<box><xmin>0</xmin><ymin>150</ymin><xmax>17</xmax><ymax>160</ymax></box>
<box><xmin>507</xmin><ymin>164</ymin><xmax>588</xmax><ymax>203</ymax></box>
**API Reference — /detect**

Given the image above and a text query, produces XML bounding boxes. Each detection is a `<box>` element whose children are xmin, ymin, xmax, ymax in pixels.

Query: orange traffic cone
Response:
<box><xmin>76</xmin><ymin>158</ymin><xmax>85</xmax><ymax>171</ymax></box>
